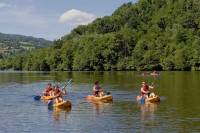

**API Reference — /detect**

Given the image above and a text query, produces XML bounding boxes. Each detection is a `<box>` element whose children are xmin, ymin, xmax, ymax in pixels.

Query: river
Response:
<box><xmin>0</xmin><ymin>71</ymin><xmax>199</xmax><ymax>132</ymax></box>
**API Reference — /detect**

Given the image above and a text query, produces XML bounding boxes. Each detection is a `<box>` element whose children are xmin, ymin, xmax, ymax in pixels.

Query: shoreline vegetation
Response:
<box><xmin>0</xmin><ymin>70</ymin><xmax>159</xmax><ymax>72</ymax></box>
<box><xmin>1</xmin><ymin>0</ymin><xmax>200</xmax><ymax>71</ymax></box>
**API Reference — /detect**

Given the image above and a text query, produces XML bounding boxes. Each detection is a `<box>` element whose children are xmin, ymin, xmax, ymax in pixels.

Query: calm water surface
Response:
<box><xmin>0</xmin><ymin>71</ymin><xmax>199</xmax><ymax>133</ymax></box>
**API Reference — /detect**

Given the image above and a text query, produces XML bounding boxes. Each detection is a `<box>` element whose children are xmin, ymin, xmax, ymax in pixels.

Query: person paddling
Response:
<box><xmin>53</xmin><ymin>85</ymin><xmax>67</xmax><ymax>103</ymax></box>
<box><xmin>140</xmin><ymin>81</ymin><xmax>154</xmax><ymax>98</ymax></box>
<box><xmin>92</xmin><ymin>81</ymin><xmax>104</xmax><ymax>97</ymax></box>
<box><xmin>43</xmin><ymin>83</ymin><xmax>53</xmax><ymax>96</ymax></box>
<box><xmin>151</xmin><ymin>70</ymin><xmax>160</xmax><ymax>76</ymax></box>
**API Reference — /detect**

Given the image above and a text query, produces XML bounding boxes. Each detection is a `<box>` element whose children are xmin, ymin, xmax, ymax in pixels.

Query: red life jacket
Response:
<box><xmin>55</xmin><ymin>89</ymin><xmax>62</xmax><ymax>96</ymax></box>
<box><xmin>141</xmin><ymin>85</ymin><xmax>149</xmax><ymax>95</ymax></box>
<box><xmin>46</xmin><ymin>87</ymin><xmax>52</xmax><ymax>93</ymax></box>
<box><xmin>143</xmin><ymin>85</ymin><xmax>149</xmax><ymax>91</ymax></box>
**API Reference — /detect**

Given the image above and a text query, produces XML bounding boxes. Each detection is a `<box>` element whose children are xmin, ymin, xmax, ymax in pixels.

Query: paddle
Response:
<box><xmin>105</xmin><ymin>91</ymin><xmax>111</xmax><ymax>95</ymax></box>
<box><xmin>140</xmin><ymin>96</ymin><xmax>146</xmax><ymax>104</ymax></box>
<box><xmin>61</xmin><ymin>79</ymin><xmax>72</xmax><ymax>95</ymax></box>
<box><xmin>33</xmin><ymin>89</ymin><xmax>43</xmax><ymax>101</ymax></box>
<box><xmin>98</xmin><ymin>85</ymin><xmax>111</xmax><ymax>96</ymax></box>
<box><xmin>30</xmin><ymin>86</ymin><xmax>43</xmax><ymax>101</ymax></box>
<box><xmin>47</xmin><ymin>100</ymin><xmax>54</xmax><ymax>110</ymax></box>
<box><xmin>61</xmin><ymin>79</ymin><xmax>72</xmax><ymax>91</ymax></box>
<box><xmin>34</xmin><ymin>95</ymin><xmax>41</xmax><ymax>101</ymax></box>
<box><xmin>32</xmin><ymin>89</ymin><xmax>41</xmax><ymax>101</ymax></box>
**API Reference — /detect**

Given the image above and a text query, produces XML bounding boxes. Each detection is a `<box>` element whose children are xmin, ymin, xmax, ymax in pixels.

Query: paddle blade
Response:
<box><xmin>140</xmin><ymin>96</ymin><xmax>145</xmax><ymax>104</ymax></box>
<box><xmin>48</xmin><ymin>100</ymin><xmax>53</xmax><ymax>110</ymax></box>
<box><xmin>106</xmin><ymin>92</ymin><xmax>111</xmax><ymax>95</ymax></box>
<box><xmin>34</xmin><ymin>95</ymin><xmax>41</xmax><ymax>101</ymax></box>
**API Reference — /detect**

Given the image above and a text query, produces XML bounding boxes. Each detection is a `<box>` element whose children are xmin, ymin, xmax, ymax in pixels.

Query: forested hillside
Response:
<box><xmin>0</xmin><ymin>33</ymin><xmax>52</xmax><ymax>58</ymax></box>
<box><xmin>1</xmin><ymin>0</ymin><xmax>200</xmax><ymax>71</ymax></box>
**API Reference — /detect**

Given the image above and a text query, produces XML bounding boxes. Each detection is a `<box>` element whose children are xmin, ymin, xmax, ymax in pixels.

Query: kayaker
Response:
<box><xmin>151</xmin><ymin>70</ymin><xmax>160</xmax><ymax>76</ymax></box>
<box><xmin>141</xmin><ymin>71</ymin><xmax>149</xmax><ymax>76</ymax></box>
<box><xmin>53</xmin><ymin>85</ymin><xmax>65</xmax><ymax>103</ymax></box>
<box><xmin>140</xmin><ymin>81</ymin><xmax>154</xmax><ymax>98</ymax></box>
<box><xmin>43</xmin><ymin>83</ymin><xmax>53</xmax><ymax>96</ymax></box>
<box><xmin>92</xmin><ymin>81</ymin><xmax>104</xmax><ymax>97</ymax></box>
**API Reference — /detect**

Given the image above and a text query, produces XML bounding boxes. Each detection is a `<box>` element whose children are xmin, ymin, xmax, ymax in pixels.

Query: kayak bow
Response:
<box><xmin>86</xmin><ymin>95</ymin><xmax>113</xmax><ymax>103</ymax></box>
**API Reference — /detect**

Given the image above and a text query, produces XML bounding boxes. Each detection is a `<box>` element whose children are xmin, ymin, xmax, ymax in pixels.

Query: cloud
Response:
<box><xmin>59</xmin><ymin>9</ymin><xmax>96</xmax><ymax>25</ymax></box>
<box><xmin>0</xmin><ymin>3</ymin><xmax>10</xmax><ymax>9</ymax></box>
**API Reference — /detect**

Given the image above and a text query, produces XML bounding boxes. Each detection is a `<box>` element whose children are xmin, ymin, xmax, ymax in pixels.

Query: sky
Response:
<box><xmin>0</xmin><ymin>0</ymin><xmax>137</xmax><ymax>40</ymax></box>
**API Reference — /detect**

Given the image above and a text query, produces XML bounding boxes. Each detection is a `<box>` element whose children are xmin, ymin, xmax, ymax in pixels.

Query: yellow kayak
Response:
<box><xmin>146</xmin><ymin>96</ymin><xmax>160</xmax><ymax>103</ymax></box>
<box><xmin>41</xmin><ymin>96</ymin><xmax>55</xmax><ymax>100</ymax></box>
<box><xmin>150</xmin><ymin>73</ymin><xmax>160</xmax><ymax>76</ymax></box>
<box><xmin>86</xmin><ymin>95</ymin><xmax>113</xmax><ymax>103</ymax></box>
<box><xmin>53</xmin><ymin>100</ymin><xmax>72</xmax><ymax>109</ymax></box>
<box><xmin>136</xmin><ymin>95</ymin><xmax>160</xmax><ymax>104</ymax></box>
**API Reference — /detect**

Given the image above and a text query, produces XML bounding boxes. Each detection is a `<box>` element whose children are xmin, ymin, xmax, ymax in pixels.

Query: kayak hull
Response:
<box><xmin>150</xmin><ymin>73</ymin><xmax>160</xmax><ymax>76</ymax></box>
<box><xmin>86</xmin><ymin>95</ymin><xmax>113</xmax><ymax>103</ymax></box>
<box><xmin>146</xmin><ymin>96</ymin><xmax>160</xmax><ymax>103</ymax></box>
<box><xmin>53</xmin><ymin>100</ymin><xmax>72</xmax><ymax>109</ymax></box>
<box><xmin>41</xmin><ymin>96</ymin><xmax>55</xmax><ymax>100</ymax></box>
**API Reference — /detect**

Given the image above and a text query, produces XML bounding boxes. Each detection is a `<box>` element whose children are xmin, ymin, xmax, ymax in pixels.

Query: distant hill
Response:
<box><xmin>0</xmin><ymin>32</ymin><xmax>52</xmax><ymax>57</ymax></box>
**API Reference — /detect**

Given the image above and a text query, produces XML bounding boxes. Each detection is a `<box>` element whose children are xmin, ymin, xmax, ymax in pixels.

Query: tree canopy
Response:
<box><xmin>1</xmin><ymin>0</ymin><xmax>200</xmax><ymax>71</ymax></box>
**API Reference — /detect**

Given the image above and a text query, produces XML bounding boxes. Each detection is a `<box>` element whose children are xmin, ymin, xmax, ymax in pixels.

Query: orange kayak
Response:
<box><xmin>146</xmin><ymin>96</ymin><xmax>160</xmax><ymax>103</ymax></box>
<box><xmin>136</xmin><ymin>95</ymin><xmax>160</xmax><ymax>104</ymax></box>
<box><xmin>86</xmin><ymin>95</ymin><xmax>113</xmax><ymax>103</ymax></box>
<box><xmin>53</xmin><ymin>100</ymin><xmax>72</xmax><ymax>109</ymax></box>
<box><xmin>150</xmin><ymin>73</ymin><xmax>160</xmax><ymax>76</ymax></box>
<box><xmin>41</xmin><ymin>96</ymin><xmax>56</xmax><ymax>100</ymax></box>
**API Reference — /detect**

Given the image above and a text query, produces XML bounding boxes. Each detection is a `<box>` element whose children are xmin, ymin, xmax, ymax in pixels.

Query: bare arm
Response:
<box><xmin>42</xmin><ymin>88</ymin><xmax>47</xmax><ymax>94</ymax></box>
<box><xmin>93</xmin><ymin>86</ymin><xmax>96</xmax><ymax>91</ymax></box>
<box><xmin>141</xmin><ymin>87</ymin><xmax>149</xmax><ymax>94</ymax></box>
<box><xmin>149</xmin><ymin>85</ymin><xmax>154</xmax><ymax>89</ymax></box>
<box><xmin>149</xmin><ymin>82</ymin><xmax>154</xmax><ymax>89</ymax></box>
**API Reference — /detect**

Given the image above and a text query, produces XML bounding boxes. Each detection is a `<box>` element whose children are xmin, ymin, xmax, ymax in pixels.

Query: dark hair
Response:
<box><xmin>95</xmin><ymin>81</ymin><xmax>99</xmax><ymax>85</ymax></box>
<box><xmin>55</xmin><ymin>85</ymin><xmax>59</xmax><ymax>88</ymax></box>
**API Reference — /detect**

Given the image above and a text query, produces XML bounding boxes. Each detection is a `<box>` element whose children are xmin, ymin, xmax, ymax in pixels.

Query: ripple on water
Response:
<box><xmin>0</xmin><ymin>72</ymin><xmax>200</xmax><ymax>133</ymax></box>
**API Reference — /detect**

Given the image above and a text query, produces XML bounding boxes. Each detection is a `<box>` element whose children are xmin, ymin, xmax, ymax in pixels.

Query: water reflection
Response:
<box><xmin>139</xmin><ymin>103</ymin><xmax>159</xmax><ymax>132</ymax></box>
<box><xmin>139</xmin><ymin>103</ymin><xmax>159</xmax><ymax>122</ymax></box>
<box><xmin>86</xmin><ymin>99</ymin><xmax>112</xmax><ymax>114</ymax></box>
<box><xmin>52</xmin><ymin>107</ymin><xmax>71</xmax><ymax>122</ymax></box>
<box><xmin>0</xmin><ymin>71</ymin><xmax>200</xmax><ymax>132</ymax></box>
